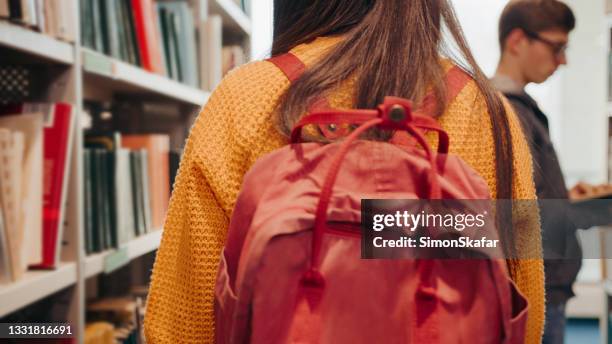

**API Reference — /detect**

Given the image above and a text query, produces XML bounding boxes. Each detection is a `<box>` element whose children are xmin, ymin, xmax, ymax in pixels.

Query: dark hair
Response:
<box><xmin>272</xmin><ymin>0</ymin><xmax>516</xmax><ymax>255</ymax></box>
<box><xmin>499</xmin><ymin>0</ymin><xmax>576</xmax><ymax>49</ymax></box>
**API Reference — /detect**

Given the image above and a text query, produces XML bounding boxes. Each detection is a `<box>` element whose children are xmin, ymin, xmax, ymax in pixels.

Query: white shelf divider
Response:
<box><xmin>0</xmin><ymin>21</ymin><xmax>74</xmax><ymax>64</ymax></box>
<box><xmin>84</xmin><ymin>230</ymin><xmax>163</xmax><ymax>279</ymax></box>
<box><xmin>0</xmin><ymin>263</ymin><xmax>78</xmax><ymax>318</ymax></box>
<box><xmin>210</xmin><ymin>0</ymin><xmax>252</xmax><ymax>36</ymax></box>
<box><xmin>82</xmin><ymin>49</ymin><xmax>210</xmax><ymax>106</ymax></box>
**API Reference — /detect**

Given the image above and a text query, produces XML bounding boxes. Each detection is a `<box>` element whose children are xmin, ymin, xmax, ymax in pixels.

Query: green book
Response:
<box><xmin>80</xmin><ymin>0</ymin><xmax>95</xmax><ymax>50</ymax></box>
<box><xmin>83</xmin><ymin>148</ymin><xmax>94</xmax><ymax>254</ymax></box>
<box><xmin>169</xmin><ymin>11</ymin><xmax>182</xmax><ymax>81</ymax></box>
<box><xmin>130</xmin><ymin>151</ymin><xmax>145</xmax><ymax>237</ymax></box>
<box><xmin>91</xmin><ymin>149</ymin><xmax>105</xmax><ymax>251</ymax></box>
<box><xmin>119</xmin><ymin>0</ymin><xmax>140</xmax><ymax>66</ymax></box>
<box><xmin>91</xmin><ymin>0</ymin><xmax>104</xmax><ymax>52</ymax></box>
<box><xmin>86</xmin><ymin>133</ymin><xmax>122</xmax><ymax>249</ymax></box>
<box><xmin>157</xmin><ymin>2</ymin><xmax>198</xmax><ymax>87</ymax></box>
<box><xmin>102</xmin><ymin>0</ymin><xmax>120</xmax><ymax>58</ymax></box>
<box><xmin>158</xmin><ymin>6</ymin><xmax>178</xmax><ymax>80</ymax></box>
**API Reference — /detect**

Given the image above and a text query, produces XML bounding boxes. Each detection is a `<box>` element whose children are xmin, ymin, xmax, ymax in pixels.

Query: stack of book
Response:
<box><xmin>0</xmin><ymin>103</ymin><xmax>75</xmax><ymax>283</ymax></box>
<box><xmin>0</xmin><ymin>0</ymin><xmax>76</xmax><ymax>42</ymax></box>
<box><xmin>83</xmin><ymin>133</ymin><xmax>168</xmax><ymax>254</ymax></box>
<box><xmin>80</xmin><ymin>0</ymin><xmax>199</xmax><ymax>87</ymax></box>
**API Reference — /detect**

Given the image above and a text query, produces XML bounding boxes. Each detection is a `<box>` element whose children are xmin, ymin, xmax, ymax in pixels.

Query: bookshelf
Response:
<box><xmin>84</xmin><ymin>229</ymin><xmax>162</xmax><ymax>279</ymax></box>
<box><xmin>82</xmin><ymin>49</ymin><xmax>210</xmax><ymax>106</ymax></box>
<box><xmin>0</xmin><ymin>262</ymin><xmax>78</xmax><ymax>318</ymax></box>
<box><xmin>0</xmin><ymin>21</ymin><xmax>75</xmax><ymax>65</ymax></box>
<box><xmin>0</xmin><ymin>0</ymin><xmax>251</xmax><ymax>342</ymax></box>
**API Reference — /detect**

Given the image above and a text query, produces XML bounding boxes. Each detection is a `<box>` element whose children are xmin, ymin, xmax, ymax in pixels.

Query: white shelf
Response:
<box><xmin>210</xmin><ymin>0</ymin><xmax>252</xmax><ymax>37</ymax></box>
<box><xmin>0</xmin><ymin>21</ymin><xmax>74</xmax><ymax>64</ymax></box>
<box><xmin>0</xmin><ymin>263</ymin><xmax>78</xmax><ymax>318</ymax></box>
<box><xmin>82</xmin><ymin>49</ymin><xmax>210</xmax><ymax>106</ymax></box>
<box><xmin>84</xmin><ymin>229</ymin><xmax>163</xmax><ymax>278</ymax></box>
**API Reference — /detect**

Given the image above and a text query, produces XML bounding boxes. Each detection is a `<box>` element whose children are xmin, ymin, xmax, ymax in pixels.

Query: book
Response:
<box><xmin>0</xmin><ymin>128</ymin><xmax>21</xmax><ymax>282</ymax></box>
<box><xmin>131</xmin><ymin>0</ymin><xmax>165</xmax><ymax>74</ymax></box>
<box><xmin>80</xmin><ymin>0</ymin><xmax>94</xmax><ymax>49</ymax></box>
<box><xmin>130</xmin><ymin>150</ymin><xmax>149</xmax><ymax>236</ymax></box>
<box><xmin>8</xmin><ymin>0</ymin><xmax>22</xmax><ymax>21</ymax></box>
<box><xmin>102</xmin><ymin>0</ymin><xmax>120</xmax><ymax>59</ymax></box>
<box><xmin>89</xmin><ymin>149</ymin><xmax>106</xmax><ymax>251</ymax></box>
<box><xmin>55</xmin><ymin>0</ymin><xmax>75</xmax><ymax>42</ymax></box>
<box><xmin>0</xmin><ymin>0</ymin><xmax>9</xmax><ymax>17</ymax></box>
<box><xmin>139</xmin><ymin>150</ymin><xmax>152</xmax><ymax>234</ymax></box>
<box><xmin>0</xmin><ymin>204</ymin><xmax>11</xmax><ymax>283</ymax></box>
<box><xmin>91</xmin><ymin>0</ymin><xmax>104</xmax><ymax>52</ymax></box>
<box><xmin>157</xmin><ymin>6</ymin><xmax>178</xmax><ymax>80</ymax></box>
<box><xmin>37</xmin><ymin>103</ymin><xmax>75</xmax><ymax>268</ymax></box>
<box><xmin>114</xmin><ymin>148</ymin><xmax>136</xmax><ymax>244</ymax></box>
<box><xmin>83</xmin><ymin>148</ymin><xmax>94</xmax><ymax>254</ymax></box>
<box><xmin>121</xmin><ymin>0</ymin><xmax>141</xmax><ymax>66</ymax></box>
<box><xmin>32</xmin><ymin>0</ymin><xmax>44</xmax><ymax>32</ymax></box>
<box><xmin>86</xmin><ymin>133</ymin><xmax>122</xmax><ymax>250</ymax></box>
<box><xmin>0</xmin><ymin>113</ymin><xmax>44</xmax><ymax>269</ymax></box>
<box><xmin>121</xmin><ymin>135</ymin><xmax>169</xmax><ymax>230</ymax></box>
<box><xmin>45</xmin><ymin>0</ymin><xmax>59</xmax><ymax>39</ymax></box>
<box><xmin>201</xmin><ymin>15</ymin><xmax>223</xmax><ymax>90</ymax></box>
<box><xmin>157</xmin><ymin>1</ymin><xmax>198</xmax><ymax>86</ymax></box>
<box><xmin>2</xmin><ymin>103</ymin><xmax>75</xmax><ymax>269</ymax></box>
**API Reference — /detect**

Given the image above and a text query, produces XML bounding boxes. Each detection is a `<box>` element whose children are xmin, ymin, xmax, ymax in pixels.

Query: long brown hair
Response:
<box><xmin>272</xmin><ymin>0</ymin><xmax>515</xmax><ymax>256</ymax></box>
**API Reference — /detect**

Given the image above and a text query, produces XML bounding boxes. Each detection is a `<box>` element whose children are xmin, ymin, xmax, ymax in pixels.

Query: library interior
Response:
<box><xmin>0</xmin><ymin>0</ymin><xmax>612</xmax><ymax>343</ymax></box>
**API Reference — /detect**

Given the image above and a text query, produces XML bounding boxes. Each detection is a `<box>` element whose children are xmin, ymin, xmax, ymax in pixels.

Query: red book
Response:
<box><xmin>132</xmin><ymin>0</ymin><xmax>166</xmax><ymax>74</ymax></box>
<box><xmin>1</xmin><ymin>103</ymin><xmax>74</xmax><ymax>269</ymax></box>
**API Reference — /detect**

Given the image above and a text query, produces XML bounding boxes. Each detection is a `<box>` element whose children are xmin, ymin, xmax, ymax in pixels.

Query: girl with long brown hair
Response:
<box><xmin>144</xmin><ymin>1</ymin><xmax>544</xmax><ymax>343</ymax></box>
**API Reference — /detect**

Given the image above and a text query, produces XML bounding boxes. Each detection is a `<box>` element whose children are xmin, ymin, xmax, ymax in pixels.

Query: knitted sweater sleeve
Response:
<box><xmin>145</xmin><ymin>62</ymin><xmax>282</xmax><ymax>344</ymax></box>
<box><xmin>503</xmin><ymin>96</ymin><xmax>546</xmax><ymax>344</ymax></box>
<box><xmin>143</xmin><ymin>61</ymin><xmax>287</xmax><ymax>343</ymax></box>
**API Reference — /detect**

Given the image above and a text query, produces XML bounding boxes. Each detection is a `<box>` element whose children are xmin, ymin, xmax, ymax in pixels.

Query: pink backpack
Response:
<box><xmin>215</xmin><ymin>54</ymin><xmax>529</xmax><ymax>343</ymax></box>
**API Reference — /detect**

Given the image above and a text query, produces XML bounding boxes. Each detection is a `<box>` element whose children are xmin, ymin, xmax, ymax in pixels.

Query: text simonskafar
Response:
<box><xmin>372</xmin><ymin>236</ymin><xmax>499</xmax><ymax>248</ymax></box>
<box><xmin>370</xmin><ymin>210</ymin><xmax>499</xmax><ymax>249</ymax></box>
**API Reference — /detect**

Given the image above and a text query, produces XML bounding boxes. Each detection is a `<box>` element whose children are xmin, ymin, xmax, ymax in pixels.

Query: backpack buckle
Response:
<box><xmin>378</xmin><ymin>97</ymin><xmax>413</xmax><ymax>130</ymax></box>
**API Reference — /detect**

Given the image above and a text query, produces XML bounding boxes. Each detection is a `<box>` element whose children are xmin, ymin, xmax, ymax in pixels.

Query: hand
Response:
<box><xmin>569</xmin><ymin>182</ymin><xmax>612</xmax><ymax>200</ymax></box>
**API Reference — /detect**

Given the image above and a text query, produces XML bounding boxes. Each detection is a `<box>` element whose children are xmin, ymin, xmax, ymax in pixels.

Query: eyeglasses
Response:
<box><xmin>523</xmin><ymin>29</ymin><xmax>568</xmax><ymax>58</ymax></box>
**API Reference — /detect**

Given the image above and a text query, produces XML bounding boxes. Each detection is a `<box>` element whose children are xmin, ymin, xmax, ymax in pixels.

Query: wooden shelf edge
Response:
<box><xmin>82</xmin><ymin>49</ymin><xmax>210</xmax><ymax>106</ymax></box>
<box><xmin>84</xmin><ymin>229</ymin><xmax>163</xmax><ymax>279</ymax></box>
<box><xmin>0</xmin><ymin>21</ymin><xmax>74</xmax><ymax>64</ymax></box>
<box><xmin>0</xmin><ymin>262</ymin><xmax>78</xmax><ymax>318</ymax></box>
<box><xmin>210</xmin><ymin>0</ymin><xmax>252</xmax><ymax>36</ymax></box>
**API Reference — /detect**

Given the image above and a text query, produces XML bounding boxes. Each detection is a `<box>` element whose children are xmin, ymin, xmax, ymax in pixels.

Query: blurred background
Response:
<box><xmin>0</xmin><ymin>0</ymin><xmax>610</xmax><ymax>343</ymax></box>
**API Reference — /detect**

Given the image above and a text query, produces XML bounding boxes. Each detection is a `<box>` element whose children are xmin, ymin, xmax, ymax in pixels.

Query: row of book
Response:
<box><xmin>81</xmin><ymin>0</ymin><xmax>199</xmax><ymax>88</ymax></box>
<box><xmin>83</xmin><ymin>133</ymin><xmax>171</xmax><ymax>254</ymax></box>
<box><xmin>0</xmin><ymin>0</ymin><xmax>75</xmax><ymax>42</ymax></box>
<box><xmin>0</xmin><ymin>102</ymin><xmax>179</xmax><ymax>282</ymax></box>
<box><xmin>0</xmin><ymin>103</ymin><xmax>75</xmax><ymax>283</ymax></box>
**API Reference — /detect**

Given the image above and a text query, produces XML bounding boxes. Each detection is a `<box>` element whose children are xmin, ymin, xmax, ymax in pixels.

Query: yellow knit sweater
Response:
<box><xmin>144</xmin><ymin>37</ymin><xmax>545</xmax><ymax>343</ymax></box>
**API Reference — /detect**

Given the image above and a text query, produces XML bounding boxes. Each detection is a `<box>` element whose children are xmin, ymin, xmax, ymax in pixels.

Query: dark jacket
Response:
<box><xmin>501</xmin><ymin>89</ymin><xmax>582</xmax><ymax>305</ymax></box>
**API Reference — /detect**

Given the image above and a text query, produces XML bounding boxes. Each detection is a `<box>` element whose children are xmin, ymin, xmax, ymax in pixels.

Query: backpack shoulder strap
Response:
<box><xmin>268</xmin><ymin>52</ymin><xmax>306</xmax><ymax>83</ymax></box>
<box><xmin>267</xmin><ymin>53</ymin><xmax>472</xmax><ymax>110</ymax></box>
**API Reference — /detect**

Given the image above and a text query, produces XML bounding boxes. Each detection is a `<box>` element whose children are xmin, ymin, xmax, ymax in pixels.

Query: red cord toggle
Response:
<box><xmin>299</xmin><ymin>269</ymin><xmax>326</xmax><ymax>310</ymax></box>
<box><xmin>377</xmin><ymin>97</ymin><xmax>414</xmax><ymax>131</ymax></box>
